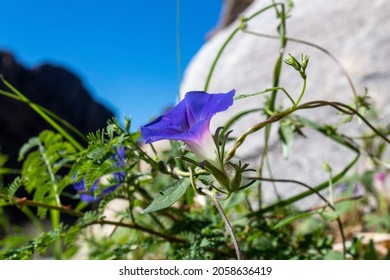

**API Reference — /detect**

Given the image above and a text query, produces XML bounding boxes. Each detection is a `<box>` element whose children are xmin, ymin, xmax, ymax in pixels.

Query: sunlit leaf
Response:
<box><xmin>142</xmin><ymin>178</ymin><xmax>191</xmax><ymax>214</ymax></box>
<box><xmin>273</xmin><ymin>211</ymin><xmax>318</xmax><ymax>229</ymax></box>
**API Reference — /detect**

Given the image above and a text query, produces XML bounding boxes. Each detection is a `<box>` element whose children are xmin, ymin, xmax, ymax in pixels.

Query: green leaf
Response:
<box><xmin>7</xmin><ymin>177</ymin><xmax>23</xmax><ymax>199</ymax></box>
<box><xmin>323</xmin><ymin>251</ymin><xmax>344</xmax><ymax>260</ymax></box>
<box><xmin>142</xmin><ymin>178</ymin><xmax>191</xmax><ymax>214</ymax></box>
<box><xmin>18</xmin><ymin>137</ymin><xmax>39</xmax><ymax>161</ymax></box>
<box><xmin>296</xmin><ymin>115</ymin><xmax>359</xmax><ymax>152</ymax></box>
<box><xmin>254</xmin><ymin>153</ymin><xmax>360</xmax><ymax>216</ymax></box>
<box><xmin>363</xmin><ymin>240</ymin><xmax>379</xmax><ymax>260</ymax></box>
<box><xmin>17</xmin><ymin>130</ymin><xmax>76</xmax><ymax>219</ymax></box>
<box><xmin>1</xmin><ymin>226</ymin><xmax>63</xmax><ymax>260</ymax></box>
<box><xmin>320</xmin><ymin>210</ymin><xmax>340</xmax><ymax>222</ymax></box>
<box><xmin>0</xmin><ymin>153</ymin><xmax>8</xmax><ymax>167</ymax></box>
<box><xmin>221</xmin><ymin>191</ymin><xmax>246</xmax><ymax>209</ymax></box>
<box><xmin>273</xmin><ymin>211</ymin><xmax>318</xmax><ymax>229</ymax></box>
<box><xmin>279</xmin><ymin>120</ymin><xmax>295</xmax><ymax>159</ymax></box>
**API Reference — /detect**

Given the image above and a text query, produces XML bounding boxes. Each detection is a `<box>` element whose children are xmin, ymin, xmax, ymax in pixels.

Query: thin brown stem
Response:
<box><xmin>248</xmin><ymin>176</ymin><xmax>348</xmax><ymax>257</ymax></box>
<box><xmin>240</xmin><ymin>29</ymin><xmax>359</xmax><ymax>107</ymax></box>
<box><xmin>0</xmin><ymin>193</ymin><xmax>84</xmax><ymax>217</ymax></box>
<box><xmin>201</xmin><ymin>189</ymin><xmax>243</xmax><ymax>260</ymax></box>
<box><xmin>91</xmin><ymin>219</ymin><xmax>186</xmax><ymax>244</ymax></box>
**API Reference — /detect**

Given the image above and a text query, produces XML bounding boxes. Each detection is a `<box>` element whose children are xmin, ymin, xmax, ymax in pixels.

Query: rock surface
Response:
<box><xmin>0</xmin><ymin>51</ymin><xmax>113</xmax><ymax>169</ymax></box>
<box><xmin>180</xmin><ymin>0</ymin><xmax>390</xmax><ymax>206</ymax></box>
<box><xmin>0</xmin><ymin>51</ymin><xmax>114</xmax><ymax>224</ymax></box>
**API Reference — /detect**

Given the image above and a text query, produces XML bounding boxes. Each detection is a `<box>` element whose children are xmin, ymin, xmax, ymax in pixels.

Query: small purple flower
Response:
<box><xmin>374</xmin><ymin>172</ymin><xmax>386</xmax><ymax>182</ymax></box>
<box><xmin>140</xmin><ymin>90</ymin><xmax>235</xmax><ymax>167</ymax></box>
<box><xmin>73</xmin><ymin>147</ymin><xmax>126</xmax><ymax>202</ymax></box>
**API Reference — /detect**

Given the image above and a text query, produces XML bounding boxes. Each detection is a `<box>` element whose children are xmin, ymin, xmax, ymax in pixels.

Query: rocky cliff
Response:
<box><xmin>0</xmin><ymin>51</ymin><xmax>114</xmax><ymax>169</ymax></box>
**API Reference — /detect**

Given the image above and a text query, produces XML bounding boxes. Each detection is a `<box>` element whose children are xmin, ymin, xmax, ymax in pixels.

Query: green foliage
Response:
<box><xmin>6</xmin><ymin>177</ymin><xmax>23</xmax><ymax>199</ymax></box>
<box><xmin>273</xmin><ymin>211</ymin><xmax>318</xmax><ymax>229</ymax></box>
<box><xmin>278</xmin><ymin>119</ymin><xmax>296</xmax><ymax>159</ymax></box>
<box><xmin>18</xmin><ymin>130</ymin><xmax>76</xmax><ymax>218</ymax></box>
<box><xmin>142</xmin><ymin>178</ymin><xmax>191</xmax><ymax>214</ymax></box>
<box><xmin>0</xmin><ymin>0</ymin><xmax>389</xmax><ymax>260</ymax></box>
<box><xmin>0</xmin><ymin>152</ymin><xmax>13</xmax><ymax>189</ymax></box>
<box><xmin>0</xmin><ymin>226</ymin><xmax>63</xmax><ymax>260</ymax></box>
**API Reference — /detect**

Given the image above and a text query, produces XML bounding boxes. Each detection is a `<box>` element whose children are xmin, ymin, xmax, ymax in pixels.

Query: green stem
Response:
<box><xmin>174</xmin><ymin>167</ymin><xmax>208</xmax><ymax>177</ymax></box>
<box><xmin>0</xmin><ymin>89</ymin><xmax>87</xmax><ymax>142</ymax></box>
<box><xmin>235</xmin><ymin>87</ymin><xmax>295</xmax><ymax>106</ymax></box>
<box><xmin>225</xmin><ymin>107</ymin><xmax>294</xmax><ymax>161</ymax></box>
<box><xmin>240</xmin><ymin>29</ymin><xmax>359</xmax><ymax>106</ymax></box>
<box><xmin>203</xmin><ymin>2</ymin><xmax>284</xmax><ymax>91</ymax></box>
<box><xmin>38</xmin><ymin>141</ymin><xmax>62</xmax><ymax>258</ymax></box>
<box><xmin>0</xmin><ymin>193</ymin><xmax>84</xmax><ymax>217</ymax></box>
<box><xmin>50</xmin><ymin>209</ymin><xmax>62</xmax><ymax>259</ymax></box>
<box><xmin>297</xmin><ymin>101</ymin><xmax>390</xmax><ymax>144</ymax></box>
<box><xmin>226</xmin><ymin>93</ymin><xmax>386</xmax><ymax>161</ymax></box>
<box><xmin>204</xmin><ymin>28</ymin><xmax>239</xmax><ymax>91</ymax></box>
<box><xmin>259</xmin><ymin>2</ymin><xmax>287</xmax><ymax>213</ymax></box>
<box><xmin>250</xmin><ymin>153</ymin><xmax>360</xmax><ymax>216</ymax></box>
<box><xmin>0</xmin><ymin>77</ymin><xmax>84</xmax><ymax>151</ymax></box>
<box><xmin>202</xmin><ymin>188</ymin><xmax>243</xmax><ymax>260</ymax></box>
<box><xmin>176</xmin><ymin>0</ymin><xmax>182</xmax><ymax>91</ymax></box>
<box><xmin>0</xmin><ymin>168</ymin><xmax>20</xmax><ymax>175</ymax></box>
<box><xmin>248</xmin><ymin>175</ymin><xmax>347</xmax><ymax>257</ymax></box>
<box><xmin>293</xmin><ymin>78</ymin><xmax>307</xmax><ymax>108</ymax></box>
<box><xmin>91</xmin><ymin>219</ymin><xmax>186</xmax><ymax>244</ymax></box>
<box><xmin>39</xmin><ymin>143</ymin><xmax>60</xmax><ymax>206</ymax></box>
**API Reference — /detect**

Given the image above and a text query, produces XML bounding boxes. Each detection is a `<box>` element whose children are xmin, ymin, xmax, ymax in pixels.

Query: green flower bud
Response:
<box><xmin>239</xmin><ymin>16</ymin><xmax>248</xmax><ymax>30</ymax></box>
<box><xmin>125</xmin><ymin>117</ymin><xmax>131</xmax><ymax>132</ymax></box>
<box><xmin>284</xmin><ymin>54</ymin><xmax>301</xmax><ymax>71</ymax></box>
<box><xmin>301</xmin><ymin>54</ymin><xmax>309</xmax><ymax>70</ymax></box>
<box><xmin>322</xmin><ymin>162</ymin><xmax>332</xmax><ymax>173</ymax></box>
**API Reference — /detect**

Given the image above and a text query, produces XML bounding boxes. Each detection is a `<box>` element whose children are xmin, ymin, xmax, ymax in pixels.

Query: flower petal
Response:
<box><xmin>141</xmin><ymin>100</ymin><xmax>191</xmax><ymax>144</ymax></box>
<box><xmin>184</xmin><ymin>89</ymin><xmax>235</xmax><ymax>123</ymax></box>
<box><xmin>140</xmin><ymin>89</ymin><xmax>235</xmax><ymax>144</ymax></box>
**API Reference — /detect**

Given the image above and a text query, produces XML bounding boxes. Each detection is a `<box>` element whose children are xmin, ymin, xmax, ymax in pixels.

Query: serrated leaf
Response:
<box><xmin>1</xmin><ymin>226</ymin><xmax>62</xmax><ymax>260</ymax></box>
<box><xmin>7</xmin><ymin>177</ymin><xmax>23</xmax><ymax>199</ymax></box>
<box><xmin>18</xmin><ymin>137</ymin><xmax>39</xmax><ymax>161</ymax></box>
<box><xmin>142</xmin><ymin>178</ymin><xmax>191</xmax><ymax>214</ymax></box>
<box><xmin>273</xmin><ymin>211</ymin><xmax>318</xmax><ymax>229</ymax></box>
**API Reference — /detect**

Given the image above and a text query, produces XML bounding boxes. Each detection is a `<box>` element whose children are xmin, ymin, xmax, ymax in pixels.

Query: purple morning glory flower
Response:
<box><xmin>140</xmin><ymin>90</ymin><xmax>235</xmax><ymax>167</ymax></box>
<box><xmin>73</xmin><ymin>147</ymin><xmax>126</xmax><ymax>202</ymax></box>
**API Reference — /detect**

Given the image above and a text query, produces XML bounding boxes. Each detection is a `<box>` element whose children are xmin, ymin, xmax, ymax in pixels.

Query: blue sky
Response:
<box><xmin>0</xmin><ymin>0</ymin><xmax>222</xmax><ymax>129</ymax></box>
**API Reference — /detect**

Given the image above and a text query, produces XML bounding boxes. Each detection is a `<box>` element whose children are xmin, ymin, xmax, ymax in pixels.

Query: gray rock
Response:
<box><xmin>180</xmin><ymin>0</ymin><xmax>390</xmax><ymax>206</ymax></box>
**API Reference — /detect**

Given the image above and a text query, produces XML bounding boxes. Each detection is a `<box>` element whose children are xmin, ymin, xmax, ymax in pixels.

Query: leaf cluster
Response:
<box><xmin>17</xmin><ymin>130</ymin><xmax>76</xmax><ymax>218</ymax></box>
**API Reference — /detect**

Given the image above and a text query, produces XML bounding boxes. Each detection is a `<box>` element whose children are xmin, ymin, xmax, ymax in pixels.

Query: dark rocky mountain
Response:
<box><xmin>0</xmin><ymin>51</ymin><xmax>114</xmax><ymax>226</ymax></box>
<box><xmin>0</xmin><ymin>51</ymin><xmax>114</xmax><ymax>169</ymax></box>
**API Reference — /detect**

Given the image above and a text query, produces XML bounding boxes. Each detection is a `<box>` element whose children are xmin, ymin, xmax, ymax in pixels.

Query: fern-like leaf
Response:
<box><xmin>19</xmin><ymin>130</ymin><xmax>77</xmax><ymax>218</ymax></box>
<box><xmin>6</xmin><ymin>177</ymin><xmax>24</xmax><ymax>199</ymax></box>
<box><xmin>1</xmin><ymin>226</ymin><xmax>63</xmax><ymax>260</ymax></box>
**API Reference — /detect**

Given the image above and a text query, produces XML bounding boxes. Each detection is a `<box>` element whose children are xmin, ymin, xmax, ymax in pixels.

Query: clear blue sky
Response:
<box><xmin>0</xmin><ymin>0</ymin><xmax>222</xmax><ymax>129</ymax></box>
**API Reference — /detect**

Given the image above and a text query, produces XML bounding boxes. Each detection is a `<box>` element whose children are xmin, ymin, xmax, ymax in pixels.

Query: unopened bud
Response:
<box><xmin>284</xmin><ymin>54</ymin><xmax>301</xmax><ymax>71</ymax></box>
<box><xmin>125</xmin><ymin>117</ymin><xmax>131</xmax><ymax>132</ymax></box>
<box><xmin>239</xmin><ymin>16</ymin><xmax>248</xmax><ymax>30</ymax></box>
<box><xmin>301</xmin><ymin>54</ymin><xmax>309</xmax><ymax>70</ymax></box>
<box><xmin>322</xmin><ymin>162</ymin><xmax>332</xmax><ymax>173</ymax></box>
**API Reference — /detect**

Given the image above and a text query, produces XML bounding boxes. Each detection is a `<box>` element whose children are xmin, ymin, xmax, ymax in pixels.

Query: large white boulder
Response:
<box><xmin>180</xmin><ymin>0</ymin><xmax>390</xmax><ymax>205</ymax></box>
